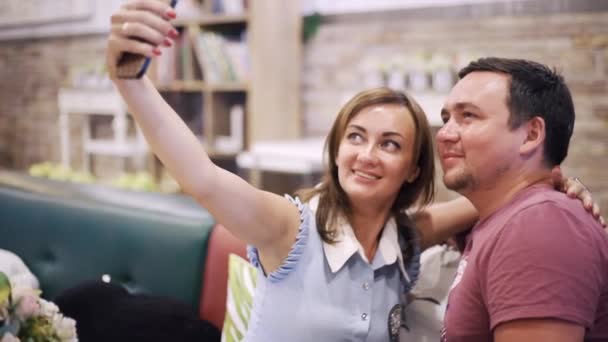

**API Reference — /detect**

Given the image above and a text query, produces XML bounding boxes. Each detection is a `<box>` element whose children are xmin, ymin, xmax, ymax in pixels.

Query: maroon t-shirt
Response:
<box><xmin>441</xmin><ymin>184</ymin><xmax>608</xmax><ymax>342</ymax></box>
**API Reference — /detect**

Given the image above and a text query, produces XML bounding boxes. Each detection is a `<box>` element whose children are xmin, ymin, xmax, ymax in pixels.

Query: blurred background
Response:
<box><xmin>0</xmin><ymin>0</ymin><xmax>606</xmax><ymax>212</ymax></box>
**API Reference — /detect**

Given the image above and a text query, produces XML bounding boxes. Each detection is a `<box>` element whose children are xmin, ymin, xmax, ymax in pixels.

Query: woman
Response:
<box><xmin>244</xmin><ymin>88</ymin><xmax>435</xmax><ymax>341</ymax></box>
<box><xmin>104</xmin><ymin>2</ymin><xmax>603</xmax><ymax>341</ymax></box>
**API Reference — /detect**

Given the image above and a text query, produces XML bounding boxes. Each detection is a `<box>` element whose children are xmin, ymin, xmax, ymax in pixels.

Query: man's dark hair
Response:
<box><xmin>458</xmin><ymin>57</ymin><xmax>575</xmax><ymax>166</ymax></box>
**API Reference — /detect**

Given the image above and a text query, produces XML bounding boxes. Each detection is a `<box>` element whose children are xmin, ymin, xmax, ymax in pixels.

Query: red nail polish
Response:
<box><xmin>166</xmin><ymin>9</ymin><xmax>177</xmax><ymax>19</ymax></box>
<box><xmin>168</xmin><ymin>29</ymin><xmax>179</xmax><ymax>38</ymax></box>
<box><xmin>163</xmin><ymin>38</ymin><xmax>173</xmax><ymax>47</ymax></box>
<box><xmin>153</xmin><ymin>47</ymin><xmax>162</xmax><ymax>56</ymax></box>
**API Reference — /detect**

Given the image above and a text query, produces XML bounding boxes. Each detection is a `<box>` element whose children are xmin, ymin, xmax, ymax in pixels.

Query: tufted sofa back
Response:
<box><xmin>0</xmin><ymin>171</ymin><xmax>215</xmax><ymax>310</ymax></box>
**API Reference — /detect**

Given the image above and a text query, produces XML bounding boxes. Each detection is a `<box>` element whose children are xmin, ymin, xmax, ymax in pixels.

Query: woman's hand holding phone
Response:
<box><xmin>107</xmin><ymin>0</ymin><xmax>179</xmax><ymax>79</ymax></box>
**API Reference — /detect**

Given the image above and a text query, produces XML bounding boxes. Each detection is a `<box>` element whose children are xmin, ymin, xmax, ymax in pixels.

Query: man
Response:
<box><xmin>437</xmin><ymin>57</ymin><xmax>608</xmax><ymax>342</ymax></box>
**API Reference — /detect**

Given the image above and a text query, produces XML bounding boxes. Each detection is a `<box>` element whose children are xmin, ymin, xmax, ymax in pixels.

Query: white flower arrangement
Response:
<box><xmin>0</xmin><ymin>272</ymin><xmax>78</xmax><ymax>342</ymax></box>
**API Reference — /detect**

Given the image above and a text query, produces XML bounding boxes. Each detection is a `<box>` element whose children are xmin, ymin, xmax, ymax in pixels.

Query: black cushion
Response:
<box><xmin>55</xmin><ymin>281</ymin><xmax>221</xmax><ymax>342</ymax></box>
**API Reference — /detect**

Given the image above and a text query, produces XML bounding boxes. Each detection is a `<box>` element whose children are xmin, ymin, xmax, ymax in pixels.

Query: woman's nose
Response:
<box><xmin>357</xmin><ymin>144</ymin><xmax>379</xmax><ymax>164</ymax></box>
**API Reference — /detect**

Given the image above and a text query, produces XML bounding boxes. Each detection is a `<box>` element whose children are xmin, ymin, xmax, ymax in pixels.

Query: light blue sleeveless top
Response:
<box><xmin>244</xmin><ymin>196</ymin><xmax>420</xmax><ymax>342</ymax></box>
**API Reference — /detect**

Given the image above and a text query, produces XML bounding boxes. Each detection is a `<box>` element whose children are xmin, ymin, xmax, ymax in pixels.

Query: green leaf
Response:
<box><xmin>0</xmin><ymin>271</ymin><xmax>12</xmax><ymax>306</ymax></box>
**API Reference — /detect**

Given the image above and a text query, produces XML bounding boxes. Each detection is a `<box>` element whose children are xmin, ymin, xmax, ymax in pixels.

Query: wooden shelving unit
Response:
<box><xmin>148</xmin><ymin>0</ymin><xmax>302</xmax><ymax>165</ymax></box>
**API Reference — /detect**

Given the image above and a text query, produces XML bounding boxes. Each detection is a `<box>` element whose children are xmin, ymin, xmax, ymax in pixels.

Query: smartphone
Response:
<box><xmin>116</xmin><ymin>0</ymin><xmax>179</xmax><ymax>79</ymax></box>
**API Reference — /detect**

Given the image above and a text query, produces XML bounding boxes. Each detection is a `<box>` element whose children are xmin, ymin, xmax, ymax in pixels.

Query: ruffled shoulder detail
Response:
<box><xmin>247</xmin><ymin>194</ymin><xmax>311</xmax><ymax>283</ymax></box>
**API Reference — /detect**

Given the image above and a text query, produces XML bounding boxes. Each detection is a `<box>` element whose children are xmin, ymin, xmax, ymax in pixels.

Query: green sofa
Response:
<box><xmin>0</xmin><ymin>170</ymin><xmax>246</xmax><ymax>330</ymax></box>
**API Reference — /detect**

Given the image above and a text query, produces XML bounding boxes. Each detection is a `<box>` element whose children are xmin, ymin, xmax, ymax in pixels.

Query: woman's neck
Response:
<box><xmin>348</xmin><ymin>203</ymin><xmax>392</xmax><ymax>262</ymax></box>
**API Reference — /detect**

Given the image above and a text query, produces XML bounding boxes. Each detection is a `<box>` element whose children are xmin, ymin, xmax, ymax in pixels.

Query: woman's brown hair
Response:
<box><xmin>297</xmin><ymin>87</ymin><xmax>435</xmax><ymax>258</ymax></box>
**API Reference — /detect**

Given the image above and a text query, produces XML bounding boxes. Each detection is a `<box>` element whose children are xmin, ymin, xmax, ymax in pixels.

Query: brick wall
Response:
<box><xmin>0</xmin><ymin>35</ymin><xmax>129</xmax><ymax>178</ymax></box>
<box><xmin>0</xmin><ymin>6</ymin><xmax>606</xmax><ymax>214</ymax></box>
<box><xmin>302</xmin><ymin>10</ymin><xmax>608</xmax><ymax>212</ymax></box>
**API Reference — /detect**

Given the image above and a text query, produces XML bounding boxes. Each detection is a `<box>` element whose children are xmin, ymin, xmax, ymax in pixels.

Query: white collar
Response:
<box><xmin>309</xmin><ymin>196</ymin><xmax>408</xmax><ymax>280</ymax></box>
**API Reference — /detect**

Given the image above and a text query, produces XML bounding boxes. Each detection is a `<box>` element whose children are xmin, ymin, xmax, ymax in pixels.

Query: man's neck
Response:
<box><xmin>464</xmin><ymin>169</ymin><xmax>553</xmax><ymax>221</ymax></box>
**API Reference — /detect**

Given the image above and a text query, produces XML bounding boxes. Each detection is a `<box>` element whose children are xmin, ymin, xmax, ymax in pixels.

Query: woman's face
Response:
<box><xmin>335</xmin><ymin>103</ymin><xmax>419</xmax><ymax>208</ymax></box>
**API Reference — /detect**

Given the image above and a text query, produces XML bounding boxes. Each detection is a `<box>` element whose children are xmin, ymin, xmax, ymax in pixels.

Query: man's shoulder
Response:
<box><xmin>505</xmin><ymin>185</ymin><xmax>596</xmax><ymax>225</ymax></box>
<box><xmin>513</xmin><ymin>184</ymin><xmax>569</xmax><ymax>206</ymax></box>
<box><xmin>479</xmin><ymin>185</ymin><xmax>604</xmax><ymax>249</ymax></box>
<box><xmin>485</xmin><ymin>186</ymin><xmax>607</xmax><ymax>257</ymax></box>
<box><xmin>475</xmin><ymin>186</ymin><xmax>563</xmax><ymax>233</ymax></box>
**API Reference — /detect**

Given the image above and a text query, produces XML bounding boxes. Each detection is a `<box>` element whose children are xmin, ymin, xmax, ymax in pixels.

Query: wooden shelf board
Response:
<box><xmin>173</xmin><ymin>14</ymin><xmax>248</xmax><ymax>27</ymax></box>
<box><xmin>205</xmin><ymin>82</ymin><xmax>249</xmax><ymax>92</ymax></box>
<box><xmin>155</xmin><ymin>81</ymin><xmax>248</xmax><ymax>92</ymax></box>
<box><xmin>209</xmin><ymin>151</ymin><xmax>238</xmax><ymax>159</ymax></box>
<box><xmin>196</xmin><ymin>138</ymin><xmax>237</xmax><ymax>158</ymax></box>
<box><xmin>156</xmin><ymin>81</ymin><xmax>205</xmax><ymax>92</ymax></box>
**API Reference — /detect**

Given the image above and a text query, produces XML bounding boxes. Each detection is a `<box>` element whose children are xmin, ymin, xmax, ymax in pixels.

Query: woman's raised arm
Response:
<box><xmin>106</xmin><ymin>0</ymin><xmax>300</xmax><ymax>272</ymax></box>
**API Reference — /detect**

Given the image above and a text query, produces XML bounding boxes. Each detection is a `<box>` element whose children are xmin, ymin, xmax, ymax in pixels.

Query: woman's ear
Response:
<box><xmin>406</xmin><ymin>167</ymin><xmax>420</xmax><ymax>183</ymax></box>
<box><xmin>520</xmin><ymin>116</ymin><xmax>546</xmax><ymax>155</ymax></box>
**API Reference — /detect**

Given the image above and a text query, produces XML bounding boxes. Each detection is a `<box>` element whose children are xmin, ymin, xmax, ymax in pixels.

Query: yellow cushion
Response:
<box><xmin>221</xmin><ymin>254</ymin><xmax>258</xmax><ymax>342</ymax></box>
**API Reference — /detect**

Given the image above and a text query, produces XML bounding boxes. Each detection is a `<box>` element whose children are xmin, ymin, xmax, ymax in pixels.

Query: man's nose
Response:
<box><xmin>436</xmin><ymin>120</ymin><xmax>459</xmax><ymax>143</ymax></box>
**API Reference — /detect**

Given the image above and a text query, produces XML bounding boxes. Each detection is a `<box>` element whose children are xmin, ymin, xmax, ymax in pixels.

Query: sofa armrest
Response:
<box><xmin>199</xmin><ymin>224</ymin><xmax>247</xmax><ymax>330</ymax></box>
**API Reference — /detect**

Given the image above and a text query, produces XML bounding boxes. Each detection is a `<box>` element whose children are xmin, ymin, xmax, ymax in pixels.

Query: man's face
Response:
<box><xmin>436</xmin><ymin>71</ymin><xmax>527</xmax><ymax>194</ymax></box>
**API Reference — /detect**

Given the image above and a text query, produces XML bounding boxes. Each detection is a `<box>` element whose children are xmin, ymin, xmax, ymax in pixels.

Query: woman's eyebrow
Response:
<box><xmin>382</xmin><ymin>132</ymin><xmax>404</xmax><ymax>139</ymax></box>
<box><xmin>346</xmin><ymin>124</ymin><xmax>366</xmax><ymax>132</ymax></box>
<box><xmin>347</xmin><ymin>124</ymin><xmax>404</xmax><ymax>139</ymax></box>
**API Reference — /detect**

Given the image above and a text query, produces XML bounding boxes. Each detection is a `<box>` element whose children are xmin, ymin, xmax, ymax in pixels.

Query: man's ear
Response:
<box><xmin>520</xmin><ymin>116</ymin><xmax>546</xmax><ymax>155</ymax></box>
<box><xmin>406</xmin><ymin>167</ymin><xmax>420</xmax><ymax>183</ymax></box>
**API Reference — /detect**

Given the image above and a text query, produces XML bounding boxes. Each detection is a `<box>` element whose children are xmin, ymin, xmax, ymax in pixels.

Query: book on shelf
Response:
<box><xmin>153</xmin><ymin>40</ymin><xmax>177</xmax><ymax>85</ymax></box>
<box><xmin>212</xmin><ymin>0</ymin><xmax>247</xmax><ymax>15</ymax></box>
<box><xmin>192</xmin><ymin>31</ymin><xmax>250</xmax><ymax>84</ymax></box>
<box><xmin>179</xmin><ymin>32</ymin><xmax>194</xmax><ymax>81</ymax></box>
<box><xmin>150</xmin><ymin>29</ymin><xmax>200</xmax><ymax>85</ymax></box>
<box><xmin>175</xmin><ymin>0</ymin><xmax>203</xmax><ymax>20</ymax></box>
<box><xmin>215</xmin><ymin>104</ymin><xmax>244</xmax><ymax>154</ymax></box>
<box><xmin>192</xmin><ymin>31</ymin><xmax>221</xmax><ymax>83</ymax></box>
<box><xmin>224</xmin><ymin>39</ymin><xmax>249</xmax><ymax>82</ymax></box>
